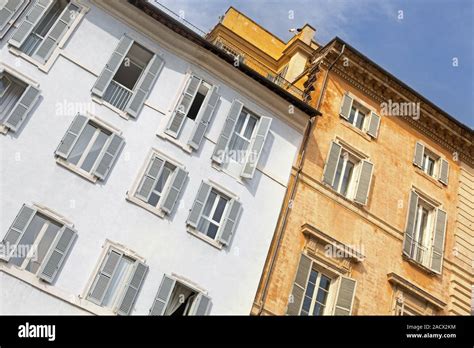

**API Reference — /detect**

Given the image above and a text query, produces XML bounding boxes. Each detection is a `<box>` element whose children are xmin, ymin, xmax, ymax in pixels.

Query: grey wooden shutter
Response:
<box><xmin>0</xmin><ymin>0</ymin><xmax>25</xmax><ymax>33</ymax></box>
<box><xmin>339</xmin><ymin>93</ymin><xmax>353</xmax><ymax>120</ymax></box>
<box><xmin>413</xmin><ymin>141</ymin><xmax>424</xmax><ymax>168</ymax></box>
<box><xmin>38</xmin><ymin>226</ymin><xmax>77</xmax><ymax>283</ymax></box>
<box><xmin>4</xmin><ymin>84</ymin><xmax>40</xmax><ymax>132</ymax></box>
<box><xmin>9</xmin><ymin>0</ymin><xmax>53</xmax><ymax>48</ymax></box>
<box><xmin>403</xmin><ymin>191</ymin><xmax>419</xmax><ymax>257</ymax></box>
<box><xmin>0</xmin><ymin>204</ymin><xmax>36</xmax><ymax>262</ymax></box>
<box><xmin>165</xmin><ymin>76</ymin><xmax>201</xmax><ymax>138</ymax></box>
<box><xmin>91</xmin><ymin>35</ymin><xmax>134</xmax><ymax>97</ymax></box>
<box><xmin>55</xmin><ymin>114</ymin><xmax>88</xmax><ymax>159</ymax></box>
<box><xmin>212</xmin><ymin>99</ymin><xmax>244</xmax><ymax>164</ymax></box>
<box><xmin>190</xmin><ymin>293</ymin><xmax>211</xmax><ymax>315</ymax></box>
<box><xmin>135</xmin><ymin>156</ymin><xmax>164</xmax><ymax>202</ymax></box>
<box><xmin>322</xmin><ymin>141</ymin><xmax>342</xmax><ymax>186</ymax></box>
<box><xmin>93</xmin><ymin>133</ymin><xmax>125</xmax><ymax>180</ymax></box>
<box><xmin>188</xmin><ymin>85</ymin><xmax>220</xmax><ymax>150</ymax></box>
<box><xmin>286</xmin><ymin>253</ymin><xmax>311</xmax><ymax>315</ymax></box>
<box><xmin>430</xmin><ymin>208</ymin><xmax>447</xmax><ymax>274</ymax></box>
<box><xmin>438</xmin><ymin>159</ymin><xmax>449</xmax><ymax>185</ymax></box>
<box><xmin>159</xmin><ymin>167</ymin><xmax>188</xmax><ymax>215</ymax></box>
<box><xmin>187</xmin><ymin>181</ymin><xmax>211</xmax><ymax>228</ymax></box>
<box><xmin>87</xmin><ymin>249</ymin><xmax>122</xmax><ymax>305</ymax></box>
<box><xmin>367</xmin><ymin>111</ymin><xmax>380</xmax><ymax>138</ymax></box>
<box><xmin>354</xmin><ymin>160</ymin><xmax>373</xmax><ymax>205</ymax></box>
<box><xmin>149</xmin><ymin>275</ymin><xmax>175</xmax><ymax>315</ymax></box>
<box><xmin>333</xmin><ymin>276</ymin><xmax>357</xmax><ymax>315</ymax></box>
<box><xmin>241</xmin><ymin>116</ymin><xmax>272</xmax><ymax>179</ymax></box>
<box><xmin>117</xmin><ymin>261</ymin><xmax>148</xmax><ymax>315</ymax></box>
<box><xmin>125</xmin><ymin>54</ymin><xmax>164</xmax><ymax>118</ymax></box>
<box><xmin>217</xmin><ymin>199</ymin><xmax>242</xmax><ymax>246</ymax></box>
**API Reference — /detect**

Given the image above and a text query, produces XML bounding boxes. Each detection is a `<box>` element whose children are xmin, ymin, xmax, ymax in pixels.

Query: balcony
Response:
<box><xmin>103</xmin><ymin>80</ymin><xmax>133</xmax><ymax>111</ymax></box>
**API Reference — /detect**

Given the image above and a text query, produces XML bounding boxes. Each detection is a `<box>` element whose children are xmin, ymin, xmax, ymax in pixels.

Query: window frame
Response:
<box><xmin>0</xmin><ymin>75</ymin><xmax>12</xmax><ymax>98</ymax></box>
<box><xmin>347</xmin><ymin>103</ymin><xmax>368</xmax><ymax>132</ymax></box>
<box><xmin>227</xmin><ymin>108</ymin><xmax>259</xmax><ymax>163</ymax></box>
<box><xmin>410</xmin><ymin>196</ymin><xmax>436</xmax><ymax>268</ymax></box>
<box><xmin>299</xmin><ymin>267</ymin><xmax>336</xmax><ymax>316</ymax></box>
<box><xmin>196</xmin><ymin>188</ymin><xmax>230</xmax><ymax>240</ymax></box>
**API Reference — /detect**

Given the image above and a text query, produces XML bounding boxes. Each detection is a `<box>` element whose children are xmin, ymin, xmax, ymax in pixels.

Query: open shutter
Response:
<box><xmin>413</xmin><ymin>141</ymin><xmax>424</xmax><ymax>168</ymax></box>
<box><xmin>187</xmin><ymin>181</ymin><xmax>211</xmax><ymax>228</ymax></box>
<box><xmin>367</xmin><ymin>111</ymin><xmax>380</xmax><ymax>138</ymax></box>
<box><xmin>438</xmin><ymin>159</ymin><xmax>449</xmax><ymax>185</ymax></box>
<box><xmin>322</xmin><ymin>141</ymin><xmax>342</xmax><ymax>186</ymax></box>
<box><xmin>339</xmin><ymin>93</ymin><xmax>353</xmax><ymax>120</ymax></box>
<box><xmin>87</xmin><ymin>249</ymin><xmax>122</xmax><ymax>305</ymax></box>
<box><xmin>430</xmin><ymin>208</ymin><xmax>447</xmax><ymax>274</ymax></box>
<box><xmin>9</xmin><ymin>0</ymin><xmax>53</xmax><ymax>48</ymax></box>
<box><xmin>0</xmin><ymin>204</ymin><xmax>36</xmax><ymax>262</ymax></box>
<box><xmin>117</xmin><ymin>261</ymin><xmax>148</xmax><ymax>315</ymax></box>
<box><xmin>217</xmin><ymin>199</ymin><xmax>242</xmax><ymax>246</ymax></box>
<box><xmin>333</xmin><ymin>276</ymin><xmax>357</xmax><ymax>315</ymax></box>
<box><xmin>135</xmin><ymin>156</ymin><xmax>164</xmax><ymax>202</ymax></box>
<box><xmin>149</xmin><ymin>275</ymin><xmax>175</xmax><ymax>315</ymax></box>
<box><xmin>38</xmin><ymin>226</ymin><xmax>77</xmax><ymax>283</ymax></box>
<box><xmin>165</xmin><ymin>76</ymin><xmax>201</xmax><ymax>138</ymax></box>
<box><xmin>403</xmin><ymin>191</ymin><xmax>419</xmax><ymax>257</ymax></box>
<box><xmin>159</xmin><ymin>167</ymin><xmax>187</xmax><ymax>215</ymax></box>
<box><xmin>287</xmin><ymin>253</ymin><xmax>312</xmax><ymax>315</ymax></box>
<box><xmin>4</xmin><ymin>84</ymin><xmax>40</xmax><ymax>132</ymax></box>
<box><xmin>241</xmin><ymin>116</ymin><xmax>272</xmax><ymax>179</ymax></box>
<box><xmin>0</xmin><ymin>0</ymin><xmax>26</xmax><ymax>34</ymax></box>
<box><xmin>188</xmin><ymin>85</ymin><xmax>220</xmax><ymax>150</ymax></box>
<box><xmin>91</xmin><ymin>35</ymin><xmax>134</xmax><ymax>97</ymax></box>
<box><xmin>190</xmin><ymin>293</ymin><xmax>211</xmax><ymax>315</ymax></box>
<box><xmin>55</xmin><ymin>114</ymin><xmax>88</xmax><ymax>159</ymax></box>
<box><xmin>212</xmin><ymin>99</ymin><xmax>243</xmax><ymax>164</ymax></box>
<box><xmin>93</xmin><ymin>133</ymin><xmax>125</xmax><ymax>180</ymax></box>
<box><xmin>125</xmin><ymin>54</ymin><xmax>164</xmax><ymax>118</ymax></box>
<box><xmin>354</xmin><ymin>160</ymin><xmax>373</xmax><ymax>205</ymax></box>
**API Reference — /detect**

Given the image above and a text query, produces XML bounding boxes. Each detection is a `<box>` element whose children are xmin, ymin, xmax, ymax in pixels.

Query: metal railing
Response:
<box><xmin>21</xmin><ymin>33</ymin><xmax>43</xmax><ymax>56</ymax></box>
<box><xmin>103</xmin><ymin>80</ymin><xmax>133</xmax><ymax>111</ymax></box>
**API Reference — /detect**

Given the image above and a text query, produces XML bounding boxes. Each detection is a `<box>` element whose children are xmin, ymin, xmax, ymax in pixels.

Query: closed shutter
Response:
<box><xmin>438</xmin><ymin>159</ymin><xmax>449</xmax><ymax>185</ymax></box>
<box><xmin>55</xmin><ymin>114</ymin><xmax>88</xmax><ymax>159</ymax></box>
<box><xmin>125</xmin><ymin>54</ymin><xmax>164</xmax><ymax>118</ymax></box>
<box><xmin>3</xmin><ymin>84</ymin><xmax>40</xmax><ymax>132</ymax></box>
<box><xmin>0</xmin><ymin>204</ymin><xmax>36</xmax><ymax>262</ymax></box>
<box><xmin>241</xmin><ymin>116</ymin><xmax>272</xmax><ymax>179</ymax></box>
<box><xmin>159</xmin><ymin>167</ymin><xmax>187</xmax><ymax>215</ymax></box>
<box><xmin>135</xmin><ymin>156</ymin><xmax>164</xmax><ymax>202</ymax></box>
<box><xmin>354</xmin><ymin>160</ymin><xmax>373</xmax><ymax>205</ymax></box>
<box><xmin>187</xmin><ymin>181</ymin><xmax>211</xmax><ymax>228</ymax></box>
<box><xmin>87</xmin><ymin>249</ymin><xmax>122</xmax><ymax>305</ymax></box>
<box><xmin>212</xmin><ymin>99</ymin><xmax>243</xmax><ymax>164</ymax></box>
<box><xmin>333</xmin><ymin>276</ymin><xmax>357</xmax><ymax>315</ymax></box>
<box><xmin>322</xmin><ymin>141</ymin><xmax>342</xmax><ymax>186</ymax></box>
<box><xmin>190</xmin><ymin>293</ymin><xmax>211</xmax><ymax>315</ymax></box>
<box><xmin>286</xmin><ymin>253</ymin><xmax>312</xmax><ymax>315</ymax></box>
<box><xmin>403</xmin><ymin>191</ymin><xmax>419</xmax><ymax>257</ymax></box>
<box><xmin>93</xmin><ymin>133</ymin><xmax>125</xmax><ymax>180</ymax></box>
<box><xmin>0</xmin><ymin>0</ymin><xmax>26</xmax><ymax>34</ymax></box>
<box><xmin>430</xmin><ymin>208</ymin><xmax>447</xmax><ymax>274</ymax></box>
<box><xmin>339</xmin><ymin>94</ymin><xmax>353</xmax><ymax>120</ymax></box>
<box><xmin>165</xmin><ymin>75</ymin><xmax>201</xmax><ymax>138</ymax></box>
<box><xmin>367</xmin><ymin>111</ymin><xmax>380</xmax><ymax>138</ymax></box>
<box><xmin>9</xmin><ymin>0</ymin><xmax>53</xmax><ymax>48</ymax></box>
<box><xmin>38</xmin><ymin>226</ymin><xmax>77</xmax><ymax>283</ymax></box>
<box><xmin>91</xmin><ymin>35</ymin><xmax>134</xmax><ymax>97</ymax></box>
<box><xmin>413</xmin><ymin>141</ymin><xmax>424</xmax><ymax>168</ymax></box>
<box><xmin>188</xmin><ymin>85</ymin><xmax>220</xmax><ymax>150</ymax></box>
<box><xmin>117</xmin><ymin>261</ymin><xmax>148</xmax><ymax>315</ymax></box>
<box><xmin>149</xmin><ymin>275</ymin><xmax>175</xmax><ymax>315</ymax></box>
<box><xmin>217</xmin><ymin>199</ymin><xmax>242</xmax><ymax>246</ymax></box>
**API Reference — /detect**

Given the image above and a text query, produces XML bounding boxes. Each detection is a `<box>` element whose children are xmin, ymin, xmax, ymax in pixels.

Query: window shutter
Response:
<box><xmin>159</xmin><ymin>167</ymin><xmax>188</xmax><ymax>215</ymax></box>
<box><xmin>149</xmin><ymin>275</ymin><xmax>175</xmax><ymax>315</ymax></box>
<box><xmin>354</xmin><ymin>160</ymin><xmax>373</xmax><ymax>205</ymax></box>
<box><xmin>0</xmin><ymin>204</ymin><xmax>36</xmax><ymax>262</ymax></box>
<box><xmin>430</xmin><ymin>208</ymin><xmax>447</xmax><ymax>274</ymax></box>
<box><xmin>339</xmin><ymin>93</ymin><xmax>353</xmax><ymax>120</ymax></box>
<box><xmin>3</xmin><ymin>84</ymin><xmax>40</xmax><ymax>132</ymax></box>
<box><xmin>190</xmin><ymin>293</ymin><xmax>211</xmax><ymax>315</ymax></box>
<box><xmin>165</xmin><ymin>75</ymin><xmax>201</xmax><ymax>138</ymax></box>
<box><xmin>9</xmin><ymin>0</ymin><xmax>53</xmax><ymax>48</ymax></box>
<box><xmin>403</xmin><ymin>191</ymin><xmax>419</xmax><ymax>257</ymax></box>
<box><xmin>87</xmin><ymin>249</ymin><xmax>122</xmax><ymax>305</ymax></box>
<box><xmin>125</xmin><ymin>54</ymin><xmax>164</xmax><ymax>118</ymax></box>
<box><xmin>217</xmin><ymin>199</ymin><xmax>242</xmax><ymax>246</ymax></box>
<box><xmin>333</xmin><ymin>276</ymin><xmax>357</xmax><ymax>315</ymax></box>
<box><xmin>188</xmin><ymin>85</ymin><xmax>220</xmax><ymax>150</ymax></box>
<box><xmin>438</xmin><ymin>159</ymin><xmax>449</xmax><ymax>185</ymax></box>
<box><xmin>0</xmin><ymin>0</ymin><xmax>26</xmax><ymax>34</ymax></box>
<box><xmin>91</xmin><ymin>35</ymin><xmax>134</xmax><ymax>97</ymax></box>
<box><xmin>117</xmin><ymin>261</ymin><xmax>148</xmax><ymax>315</ymax></box>
<box><xmin>367</xmin><ymin>111</ymin><xmax>380</xmax><ymax>138</ymax></box>
<box><xmin>93</xmin><ymin>133</ymin><xmax>125</xmax><ymax>180</ymax></box>
<box><xmin>38</xmin><ymin>226</ymin><xmax>77</xmax><ymax>283</ymax></box>
<box><xmin>413</xmin><ymin>141</ymin><xmax>424</xmax><ymax>168</ymax></box>
<box><xmin>135</xmin><ymin>156</ymin><xmax>164</xmax><ymax>202</ymax></box>
<box><xmin>55</xmin><ymin>114</ymin><xmax>88</xmax><ymax>159</ymax></box>
<box><xmin>286</xmin><ymin>253</ymin><xmax>311</xmax><ymax>315</ymax></box>
<box><xmin>187</xmin><ymin>181</ymin><xmax>211</xmax><ymax>228</ymax></box>
<box><xmin>241</xmin><ymin>116</ymin><xmax>272</xmax><ymax>179</ymax></box>
<box><xmin>322</xmin><ymin>141</ymin><xmax>342</xmax><ymax>186</ymax></box>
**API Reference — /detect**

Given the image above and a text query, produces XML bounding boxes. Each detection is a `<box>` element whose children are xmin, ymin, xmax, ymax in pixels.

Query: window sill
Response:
<box><xmin>322</xmin><ymin>182</ymin><xmax>365</xmax><ymax>209</ymax></box>
<box><xmin>402</xmin><ymin>253</ymin><xmax>440</xmax><ymax>276</ymax></box>
<box><xmin>91</xmin><ymin>96</ymin><xmax>130</xmax><ymax>120</ymax></box>
<box><xmin>341</xmin><ymin>120</ymin><xmax>373</xmax><ymax>142</ymax></box>
<box><xmin>187</xmin><ymin>226</ymin><xmax>223</xmax><ymax>250</ymax></box>
<box><xmin>156</xmin><ymin>131</ymin><xmax>193</xmax><ymax>154</ymax></box>
<box><xmin>414</xmin><ymin>166</ymin><xmax>445</xmax><ymax>188</ymax></box>
<box><xmin>8</xmin><ymin>46</ymin><xmax>54</xmax><ymax>73</ymax></box>
<box><xmin>211</xmin><ymin>161</ymin><xmax>247</xmax><ymax>187</ymax></box>
<box><xmin>125</xmin><ymin>192</ymin><xmax>166</xmax><ymax>219</ymax></box>
<box><xmin>55</xmin><ymin>158</ymin><xmax>98</xmax><ymax>183</ymax></box>
<box><xmin>0</xmin><ymin>124</ymin><xmax>8</xmax><ymax>135</ymax></box>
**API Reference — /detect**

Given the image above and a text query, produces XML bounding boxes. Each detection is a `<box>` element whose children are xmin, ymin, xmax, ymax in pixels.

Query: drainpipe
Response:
<box><xmin>257</xmin><ymin>44</ymin><xmax>345</xmax><ymax>316</ymax></box>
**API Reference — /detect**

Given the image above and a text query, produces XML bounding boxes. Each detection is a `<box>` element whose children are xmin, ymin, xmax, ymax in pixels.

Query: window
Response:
<box><xmin>422</xmin><ymin>152</ymin><xmax>436</xmax><ymax>176</ymax></box>
<box><xmin>0</xmin><ymin>0</ymin><xmax>30</xmax><ymax>39</ymax></box>
<box><xmin>0</xmin><ymin>75</ymin><xmax>12</xmax><ymax>98</ymax></box>
<box><xmin>347</xmin><ymin>105</ymin><xmax>366</xmax><ymax>131</ymax></box>
<box><xmin>197</xmin><ymin>188</ymin><xmax>229</xmax><ymax>240</ymax></box>
<box><xmin>332</xmin><ymin>151</ymin><xmax>357</xmax><ymax>197</ymax></box>
<box><xmin>227</xmin><ymin>109</ymin><xmax>258</xmax><ymax>163</ymax></box>
<box><xmin>0</xmin><ymin>204</ymin><xmax>77</xmax><ymax>283</ymax></box>
<box><xmin>339</xmin><ymin>93</ymin><xmax>380</xmax><ymax>138</ymax></box>
<box><xmin>413</xmin><ymin>141</ymin><xmax>449</xmax><ymax>185</ymax></box>
<box><xmin>300</xmin><ymin>269</ymin><xmax>332</xmax><ymax>316</ymax></box>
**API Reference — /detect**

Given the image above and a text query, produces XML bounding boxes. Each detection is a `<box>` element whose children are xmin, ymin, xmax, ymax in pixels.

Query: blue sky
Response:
<box><xmin>154</xmin><ymin>0</ymin><xmax>473</xmax><ymax>128</ymax></box>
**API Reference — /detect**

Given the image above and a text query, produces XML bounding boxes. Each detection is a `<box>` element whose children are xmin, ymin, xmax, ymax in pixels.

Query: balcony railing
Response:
<box><xmin>408</xmin><ymin>240</ymin><xmax>432</xmax><ymax>266</ymax></box>
<box><xmin>21</xmin><ymin>33</ymin><xmax>43</xmax><ymax>56</ymax></box>
<box><xmin>103</xmin><ymin>80</ymin><xmax>133</xmax><ymax>111</ymax></box>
